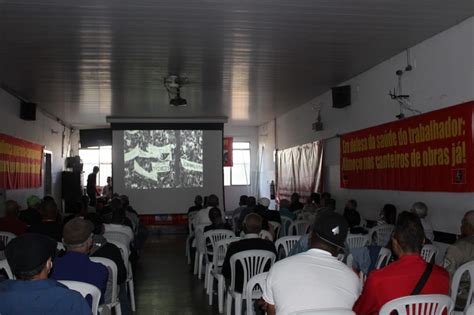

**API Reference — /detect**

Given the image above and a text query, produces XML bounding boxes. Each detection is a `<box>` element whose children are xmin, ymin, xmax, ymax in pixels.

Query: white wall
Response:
<box><xmin>0</xmin><ymin>89</ymin><xmax>68</xmax><ymax>211</ymax></box>
<box><xmin>223</xmin><ymin>125</ymin><xmax>259</xmax><ymax>211</ymax></box>
<box><xmin>260</xmin><ymin>17</ymin><xmax>474</xmax><ymax>234</ymax></box>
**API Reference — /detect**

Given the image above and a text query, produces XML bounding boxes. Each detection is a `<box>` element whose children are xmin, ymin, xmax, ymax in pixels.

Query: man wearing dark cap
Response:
<box><xmin>262</xmin><ymin>212</ymin><xmax>361</xmax><ymax>314</ymax></box>
<box><xmin>51</xmin><ymin>218</ymin><xmax>108</xmax><ymax>305</ymax></box>
<box><xmin>0</xmin><ymin>233</ymin><xmax>91</xmax><ymax>314</ymax></box>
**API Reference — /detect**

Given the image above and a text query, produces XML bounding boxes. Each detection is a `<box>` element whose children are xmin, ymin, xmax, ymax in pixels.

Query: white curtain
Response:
<box><xmin>277</xmin><ymin>141</ymin><xmax>323</xmax><ymax>201</ymax></box>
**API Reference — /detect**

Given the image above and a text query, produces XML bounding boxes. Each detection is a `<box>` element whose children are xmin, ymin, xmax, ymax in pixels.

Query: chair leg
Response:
<box><xmin>209</xmin><ymin>276</ymin><xmax>214</xmax><ymax>305</ymax></box>
<box><xmin>128</xmin><ymin>278</ymin><xmax>136</xmax><ymax>312</ymax></box>
<box><xmin>186</xmin><ymin>237</ymin><xmax>190</xmax><ymax>264</ymax></box>
<box><xmin>218</xmin><ymin>278</ymin><xmax>225</xmax><ymax>313</ymax></box>
<box><xmin>198</xmin><ymin>253</ymin><xmax>204</xmax><ymax>279</ymax></box>
<box><xmin>194</xmin><ymin>251</ymin><xmax>199</xmax><ymax>275</ymax></box>
<box><xmin>235</xmin><ymin>293</ymin><xmax>242</xmax><ymax>315</ymax></box>
<box><xmin>115</xmin><ymin>303</ymin><xmax>122</xmax><ymax>315</ymax></box>
<box><xmin>246</xmin><ymin>296</ymin><xmax>253</xmax><ymax>315</ymax></box>
<box><xmin>204</xmin><ymin>263</ymin><xmax>210</xmax><ymax>289</ymax></box>
<box><xmin>226</xmin><ymin>291</ymin><xmax>232</xmax><ymax>315</ymax></box>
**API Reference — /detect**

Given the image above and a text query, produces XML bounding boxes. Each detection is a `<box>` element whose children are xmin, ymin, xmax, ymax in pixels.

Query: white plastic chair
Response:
<box><xmin>275</xmin><ymin>236</ymin><xmax>301</xmax><ymax>259</ymax></box>
<box><xmin>108</xmin><ymin>240</ymin><xmax>136</xmax><ymax>312</ymax></box>
<box><xmin>245</xmin><ymin>272</ymin><xmax>268</xmax><ymax>315</ymax></box>
<box><xmin>280</xmin><ymin>217</ymin><xmax>293</xmax><ymax>237</ymax></box>
<box><xmin>0</xmin><ymin>232</ymin><xmax>16</xmax><ymax>248</ymax></box>
<box><xmin>379</xmin><ymin>294</ymin><xmax>453</xmax><ymax>315</ymax></box>
<box><xmin>451</xmin><ymin>261</ymin><xmax>474</xmax><ymax>313</ymax></box>
<box><xmin>103</xmin><ymin>231</ymin><xmax>131</xmax><ymax>249</ymax></box>
<box><xmin>466</xmin><ymin>303</ymin><xmax>474</xmax><ymax>315</ymax></box>
<box><xmin>345</xmin><ymin>234</ymin><xmax>369</xmax><ymax>250</ymax></box>
<box><xmin>193</xmin><ymin>225</ymin><xmax>209</xmax><ymax>279</ymax></box>
<box><xmin>186</xmin><ymin>211</ymin><xmax>198</xmax><ymax>264</ymax></box>
<box><xmin>375</xmin><ymin>248</ymin><xmax>392</xmax><ymax>269</ymax></box>
<box><xmin>58</xmin><ymin>280</ymin><xmax>102</xmax><ymax>315</ymax></box>
<box><xmin>203</xmin><ymin>230</ymin><xmax>235</xmax><ymax>290</ymax></box>
<box><xmin>268</xmin><ymin>221</ymin><xmax>281</xmax><ymax>239</ymax></box>
<box><xmin>421</xmin><ymin>244</ymin><xmax>438</xmax><ymax>263</ymax></box>
<box><xmin>90</xmin><ymin>257</ymin><xmax>121</xmax><ymax>315</ymax></box>
<box><xmin>290</xmin><ymin>309</ymin><xmax>355</xmax><ymax>315</ymax></box>
<box><xmin>259</xmin><ymin>230</ymin><xmax>274</xmax><ymax>241</ymax></box>
<box><xmin>56</xmin><ymin>242</ymin><xmax>66</xmax><ymax>252</ymax></box>
<box><xmin>208</xmin><ymin>237</ymin><xmax>241</xmax><ymax>313</ymax></box>
<box><xmin>0</xmin><ymin>259</ymin><xmax>14</xmax><ymax>279</ymax></box>
<box><xmin>103</xmin><ymin>224</ymin><xmax>134</xmax><ymax>242</ymax></box>
<box><xmin>369</xmin><ymin>224</ymin><xmax>394</xmax><ymax>247</ymax></box>
<box><xmin>226</xmin><ymin>250</ymin><xmax>276</xmax><ymax>315</ymax></box>
<box><xmin>288</xmin><ymin>220</ymin><xmax>311</xmax><ymax>236</ymax></box>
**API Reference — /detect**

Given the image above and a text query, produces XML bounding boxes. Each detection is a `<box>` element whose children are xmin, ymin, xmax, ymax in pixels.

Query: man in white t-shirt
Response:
<box><xmin>195</xmin><ymin>194</ymin><xmax>223</xmax><ymax>225</ymax></box>
<box><xmin>262</xmin><ymin>212</ymin><xmax>361</xmax><ymax>315</ymax></box>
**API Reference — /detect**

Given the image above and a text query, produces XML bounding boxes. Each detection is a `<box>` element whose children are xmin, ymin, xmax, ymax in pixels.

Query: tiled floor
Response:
<box><xmin>134</xmin><ymin>230</ymin><xmax>220</xmax><ymax>315</ymax></box>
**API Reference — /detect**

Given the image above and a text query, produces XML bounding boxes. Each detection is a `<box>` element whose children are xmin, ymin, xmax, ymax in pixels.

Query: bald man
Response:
<box><xmin>444</xmin><ymin>210</ymin><xmax>474</xmax><ymax>308</ymax></box>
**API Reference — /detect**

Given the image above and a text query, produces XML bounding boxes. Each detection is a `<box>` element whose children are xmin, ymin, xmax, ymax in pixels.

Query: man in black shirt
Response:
<box><xmin>87</xmin><ymin>166</ymin><xmax>100</xmax><ymax>207</ymax></box>
<box><xmin>28</xmin><ymin>199</ymin><xmax>62</xmax><ymax>242</ymax></box>
<box><xmin>19</xmin><ymin>195</ymin><xmax>42</xmax><ymax>226</ymax></box>
<box><xmin>289</xmin><ymin>193</ymin><xmax>304</xmax><ymax>212</ymax></box>
<box><xmin>188</xmin><ymin>195</ymin><xmax>203</xmax><ymax>214</ymax></box>
<box><xmin>222</xmin><ymin>213</ymin><xmax>276</xmax><ymax>293</ymax></box>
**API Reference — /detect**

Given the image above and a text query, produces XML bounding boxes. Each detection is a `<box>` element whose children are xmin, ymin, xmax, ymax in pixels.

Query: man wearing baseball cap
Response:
<box><xmin>262</xmin><ymin>212</ymin><xmax>361</xmax><ymax>314</ymax></box>
<box><xmin>51</xmin><ymin>217</ymin><xmax>108</xmax><ymax>305</ymax></box>
<box><xmin>0</xmin><ymin>233</ymin><xmax>91</xmax><ymax>314</ymax></box>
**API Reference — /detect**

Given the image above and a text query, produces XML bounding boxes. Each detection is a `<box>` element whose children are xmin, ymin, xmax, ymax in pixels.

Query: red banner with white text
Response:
<box><xmin>340</xmin><ymin>101</ymin><xmax>474</xmax><ymax>192</ymax></box>
<box><xmin>0</xmin><ymin>134</ymin><xmax>43</xmax><ymax>189</ymax></box>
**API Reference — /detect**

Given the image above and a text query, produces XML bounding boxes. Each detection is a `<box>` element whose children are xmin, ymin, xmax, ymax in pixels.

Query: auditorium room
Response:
<box><xmin>0</xmin><ymin>1</ymin><xmax>474</xmax><ymax>314</ymax></box>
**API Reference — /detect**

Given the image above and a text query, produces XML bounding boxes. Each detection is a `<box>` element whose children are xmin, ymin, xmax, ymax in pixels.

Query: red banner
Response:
<box><xmin>0</xmin><ymin>134</ymin><xmax>43</xmax><ymax>189</ymax></box>
<box><xmin>340</xmin><ymin>101</ymin><xmax>474</xmax><ymax>192</ymax></box>
<box><xmin>223</xmin><ymin>137</ymin><xmax>233</xmax><ymax>167</ymax></box>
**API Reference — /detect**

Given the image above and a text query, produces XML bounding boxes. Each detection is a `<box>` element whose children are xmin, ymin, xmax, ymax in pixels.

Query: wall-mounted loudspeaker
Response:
<box><xmin>20</xmin><ymin>102</ymin><xmax>36</xmax><ymax>121</ymax></box>
<box><xmin>332</xmin><ymin>85</ymin><xmax>351</xmax><ymax>108</ymax></box>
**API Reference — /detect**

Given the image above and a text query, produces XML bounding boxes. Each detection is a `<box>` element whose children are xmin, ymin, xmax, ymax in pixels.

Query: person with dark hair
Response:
<box><xmin>0</xmin><ymin>233</ymin><xmax>91</xmax><ymax>314</ymax></box>
<box><xmin>232</xmin><ymin>195</ymin><xmax>248</xmax><ymax>221</ymax></box>
<box><xmin>289</xmin><ymin>193</ymin><xmax>304</xmax><ymax>212</ymax></box>
<box><xmin>28</xmin><ymin>199</ymin><xmax>63</xmax><ymax>241</ymax></box>
<box><xmin>188</xmin><ymin>195</ymin><xmax>203</xmax><ymax>214</ymax></box>
<box><xmin>19</xmin><ymin>195</ymin><xmax>42</xmax><ymax>226</ymax></box>
<box><xmin>378</xmin><ymin>204</ymin><xmax>397</xmax><ymax>225</ymax></box>
<box><xmin>62</xmin><ymin>200</ymin><xmax>85</xmax><ymax>226</ymax></box>
<box><xmin>0</xmin><ymin>200</ymin><xmax>27</xmax><ymax>236</ymax></box>
<box><xmin>320</xmin><ymin>192</ymin><xmax>331</xmax><ymax>207</ymax></box>
<box><xmin>263</xmin><ymin>212</ymin><xmax>360</xmax><ymax>314</ymax></box>
<box><xmin>411</xmin><ymin>201</ymin><xmax>434</xmax><ymax>242</ymax></box>
<box><xmin>204</xmin><ymin>207</ymin><xmax>232</xmax><ymax>232</ymax></box>
<box><xmin>353</xmin><ymin>211</ymin><xmax>449</xmax><ymax>315</ymax></box>
<box><xmin>279</xmin><ymin>199</ymin><xmax>296</xmax><ymax>220</ymax></box>
<box><xmin>102</xmin><ymin>176</ymin><xmax>113</xmax><ymax>199</ymax></box>
<box><xmin>87</xmin><ymin>166</ymin><xmax>100</xmax><ymax>206</ymax></box>
<box><xmin>343</xmin><ymin>199</ymin><xmax>366</xmax><ymax>234</ymax></box>
<box><xmin>237</xmin><ymin>196</ymin><xmax>258</xmax><ymax>230</ymax></box>
<box><xmin>195</xmin><ymin>194</ymin><xmax>222</xmax><ymax>225</ymax></box>
<box><xmin>222</xmin><ymin>213</ymin><xmax>276</xmax><ymax>293</ymax></box>
<box><xmin>310</xmin><ymin>192</ymin><xmax>321</xmax><ymax>206</ymax></box>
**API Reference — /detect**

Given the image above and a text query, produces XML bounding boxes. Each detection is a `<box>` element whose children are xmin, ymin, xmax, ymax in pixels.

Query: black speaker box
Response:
<box><xmin>20</xmin><ymin>102</ymin><xmax>37</xmax><ymax>121</ymax></box>
<box><xmin>61</xmin><ymin>171</ymin><xmax>82</xmax><ymax>201</ymax></box>
<box><xmin>332</xmin><ymin>85</ymin><xmax>351</xmax><ymax>108</ymax></box>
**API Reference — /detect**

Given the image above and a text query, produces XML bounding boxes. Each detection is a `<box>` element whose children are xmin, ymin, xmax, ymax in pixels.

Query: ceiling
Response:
<box><xmin>0</xmin><ymin>1</ymin><xmax>473</xmax><ymax>127</ymax></box>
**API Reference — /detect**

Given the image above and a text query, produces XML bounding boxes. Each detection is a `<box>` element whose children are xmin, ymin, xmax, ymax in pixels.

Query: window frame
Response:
<box><xmin>78</xmin><ymin>145</ymin><xmax>112</xmax><ymax>187</ymax></box>
<box><xmin>224</xmin><ymin>141</ymin><xmax>251</xmax><ymax>187</ymax></box>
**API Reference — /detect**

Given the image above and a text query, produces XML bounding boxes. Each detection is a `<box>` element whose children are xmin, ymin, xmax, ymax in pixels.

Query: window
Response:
<box><xmin>79</xmin><ymin>146</ymin><xmax>112</xmax><ymax>186</ymax></box>
<box><xmin>224</xmin><ymin>142</ymin><xmax>250</xmax><ymax>186</ymax></box>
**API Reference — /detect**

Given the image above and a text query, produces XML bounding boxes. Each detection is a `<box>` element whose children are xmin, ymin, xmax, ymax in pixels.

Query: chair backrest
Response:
<box><xmin>369</xmin><ymin>224</ymin><xmax>394</xmax><ymax>247</ymax></box>
<box><xmin>379</xmin><ymin>294</ymin><xmax>453</xmax><ymax>315</ymax></box>
<box><xmin>90</xmin><ymin>257</ymin><xmax>118</xmax><ymax>305</ymax></box>
<box><xmin>0</xmin><ymin>232</ymin><xmax>16</xmax><ymax>248</ymax></box>
<box><xmin>0</xmin><ymin>259</ymin><xmax>14</xmax><ymax>279</ymax></box>
<box><xmin>245</xmin><ymin>272</ymin><xmax>268</xmax><ymax>314</ymax></box>
<box><xmin>108</xmin><ymin>240</ymin><xmax>130</xmax><ymax>275</ymax></box>
<box><xmin>103</xmin><ymin>231</ymin><xmax>131</xmax><ymax>248</ymax></box>
<box><xmin>188</xmin><ymin>211</ymin><xmax>198</xmax><ymax>234</ymax></box>
<box><xmin>229</xmin><ymin>250</ymin><xmax>276</xmax><ymax>294</ymax></box>
<box><xmin>288</xmin><ymin>220</ymin><xmax>311</xmax><ymax>236</ymax></box>
<box><xmin>345</xmin><ymin>234</ymin><xmax>369</xmax><ymax>250</ymax></box>
<box><xmin>280</xmin><ymin>217</ymin><xmax>293</xmax><ymax>237</ymax></box>
<box><xmin>451</xmin><ymin>260</ymin><xmax>474</xmax><ymax>312</ymax></box>
<box><xmin>204</xmin><ymin>229</ymin><xmax>235</xmax><ymax>255</ymax></box>
<box><xmin>375</xmin><ymin>248</ymin><xmax>392</xmax><ymax>269</ymax></box>
<box><xmin>56</xmin><ymin>242</ymin><xmax>66</xmax><ymax>252</ymax></box>
<box><xmin>58</xmin><ymin>280</ymin><xmax>102</xmax><ymax>315</ymax></box>
<box><xmin>212</xmin><ymin>237</ymin><xmax>241</xmax><ymax>267</ymax></box>
<box><xmin>103</xmin><ymin>224</ymin><xmax>134</xmax><ymax>241</ymax></box>
<box><xmin>268</xmin><ymin>221</ymin><xmax>281</xmax><ymax>238</ymax></box>
<box><xmin>259</xmin><ymin>230</ymin><xmax>274</xmax><ymax>242</ymax></box>
<box><xmin>275</xmin><ymin>236</ymin><xmax>301</xmax><ymax>258</ymax></box>
<box><xmin>421</xmin><ymin>245</ymin><xmax>438</xmax><ymax>263</ymax></box>
<box><xmin>466</xmin><ymin>302</ymin><xmax>474</xmax><ymax>315</ymax></box>
<box><xmin>290</xmin><ymin>309</ymin><xmax>355</xmax><ymax>315</ymax></box>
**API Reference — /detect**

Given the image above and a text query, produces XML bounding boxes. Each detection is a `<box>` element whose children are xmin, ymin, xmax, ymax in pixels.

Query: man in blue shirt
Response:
<box><xmin>51</xmin><ymin>217</ymin><xmax>108</xmax><ymax>304</ymax></box>
<box><xmin>0</xmin><ymin>233</ymin><xmax>91</xmax><ymax>315</ymax></box>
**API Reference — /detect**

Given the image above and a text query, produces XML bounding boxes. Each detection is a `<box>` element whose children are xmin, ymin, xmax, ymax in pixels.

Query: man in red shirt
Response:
<box><xmin>353</xmin><ymin>211</ymin><xmax>449</xmax><ymax>315</ymax></box>
<box><xmin>0</xmin><ymin>200</ymin><xmax>27</xmax><ymax>236</ymax></box>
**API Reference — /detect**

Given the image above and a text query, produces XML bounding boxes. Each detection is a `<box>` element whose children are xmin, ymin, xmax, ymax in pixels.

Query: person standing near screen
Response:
<box><xmin>87</xmin><ymin>166</ymin><xmax>100</xmax><ymax>206</ymax></box>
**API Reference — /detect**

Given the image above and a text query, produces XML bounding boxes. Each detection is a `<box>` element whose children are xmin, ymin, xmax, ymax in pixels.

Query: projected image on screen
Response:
<box><xmin>124</xmin><ymin>130</ymin><xmax>203</xmax><ymax>189</ymax></box>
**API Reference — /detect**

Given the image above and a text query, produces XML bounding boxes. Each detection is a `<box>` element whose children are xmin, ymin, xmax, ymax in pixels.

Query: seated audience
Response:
<box><xmin>222</xmin><ymin>213</ymin><xmax>276</xmax><ymax>293</ymax></box>
<box><xmin>410</xmin><ymin>201</ymin><xmax>434</xmax><ymax>242</ymax></box>
<box><xmin>257</xmin><ymin>197</ymin><xmax>281</xmax><ymax>224</ymax></box>
<box><xmin>0</xmin><ymin>233</ymin><xmax>90</xmax><ymax>314</ymax></box>
<box><xmin>443</xmin><ymin>210</ymin><xmax>474</xmax><ymax>309</ymax></box>
<box><xmin>232</xmin><ymin>195</ymin><xmax>248</xmax><ymax>221</ymax></box>
<box><xmin>188</xmin><ymin>195</ymin><xmax>203</xmax><ymax>214</ymax></box>
<box><xmin>320</xmin><ymin>192</ymin><xmax>331</xmax><ymax>207</ymax></box>
<box><xmin>237</xmin><ymin>196</ymin><xmax>257</xmax><ymax>229</ymax></box>
<box><xmin>343</xmin><ymin>199</ymin><xmax>366</xmax><ymax>234</ymax></box>
<box><xmin>0</xmin><ymin>200</ymin><xmax>27</xmax><ymax>236</ymax></box>
<box><xmin>62</xmin><ymin>201</ymin><xmax>86</xmax><ymax>227</ymax></box>
<box><xmin>263</xmin><ymin>212</ymin><xmax>360</xmax><ymax>314</ymax></box>
<box><xmin>377</xmin><ymin>203</ymin><xmax>397</xmax><ymax>225</ymax></box>
<box><xmin>108</xmin><ymin>198</ymin><xmax>134</xmax><ymax>231</ymax></box>
<box><xmin>120</xmin><ymin>195</ymin><xmax>139</xmax><ymax>231</ymax></box>
<box><xmin>195</xmin><ymin>194</ymin><xmax>222</xmax><ymax>226</ymax></box>
<box><xmin>278</xmin><ymin>199</ymin><xmax>296</xmax><ymax>220</ymax></box>
<box><xmin>309</xmin><ymin>192</ymin><xmax>321</xmax><ymax>207</ymax></box>
<box><xmin>19</xmin><ymin>195</ymin><xmax>42</xmax><ymax>226</ymax></box>
<box><xmin>204</xmin><ymin>207</ymin><xmax>232</xmax><ymax>232</ymax></box>
<box><xmin>102</xmin><ymin>176</ymin><xmax>113</xmax><ymax>199</ymax></box>
<box><xmin>289</xmin><ymin>193</ymin><xmax>304</xmax><ymax>212</ymax></box>
<box><xmin>28</xmin><ymin>199</ymin><xmax>63</xmax><ymax>242</ymax></box>
<box><xmin>51</xmin><ymin>217</ymin><xmax>109</xmax><ymax>304</ymax></box>
<box><xmin>353</xmin><ymin>211</ymin><xmax>449</xmax><ymax>315</ymax></box>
